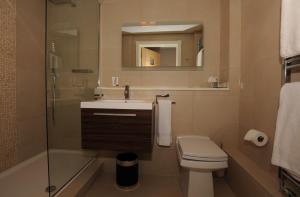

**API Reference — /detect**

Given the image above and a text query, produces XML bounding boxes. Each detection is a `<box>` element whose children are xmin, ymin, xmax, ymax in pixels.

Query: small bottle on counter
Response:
<box><xmin>94</xmin><ymin>80</ymin><xmax>104</xmax><ymax>100</ymax></box>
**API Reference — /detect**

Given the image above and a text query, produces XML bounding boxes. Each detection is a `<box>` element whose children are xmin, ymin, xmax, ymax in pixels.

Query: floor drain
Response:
<box><xmin>45</xmin><ymin>185</ymin><xmax>56</xmax><ymax>193</ymax></box>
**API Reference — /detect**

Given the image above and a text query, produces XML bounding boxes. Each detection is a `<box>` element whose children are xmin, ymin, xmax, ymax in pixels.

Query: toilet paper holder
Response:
<box><xmin>244</xmin><ymin>129</ymin><xmax>268</xmax><ymax>147</ymax></box>
<box><xmin>257</xmin><ymin>136</ymin><xmax>265</xmax><ymax>142</ymax></box>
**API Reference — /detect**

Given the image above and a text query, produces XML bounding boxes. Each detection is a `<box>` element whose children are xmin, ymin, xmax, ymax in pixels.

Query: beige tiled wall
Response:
<box><xmin>239</xmin><ymin>0</ymin><xmax>281</xmax><ymax>173</ymax></box>
<box><xmin>0</xmin><ymin>0</ymin><xmax>46</xmax><ymax>173</ymax></box>
<box><xmin>0</xmin><ymin>0</ymin><xmax>17</xmax><ymax>173</ymax></box>
<box><xmin>16</xmin><ymin>0</ymin><xmax>47</xmax><ymax>164</ymax></box>
<box><xmin>100</xmin><ymin>89</ymin><xmax>240</xmax><ymax>176</ymax></box>
<box><xmin>99</xmin><ymin>0</ymin><xmax>242</xmax><ymax>176</ymax></box>
<box><xmin>226</xmin><ymin>0</ymin><xmax>283</xmax><ymax>195</ymax></box>
<box><xmin>46</xmin><ymin>0</ymin><xmax>99</xmax><ymax>150</ymax></box>
<box><xmin>47</xmin><ymin>0</ymin><xmax>99</xmax><ymax>91</ymax></box>
<box><xmin>100</xmin><ymin>0</ymin><xmax>229</xmax><ymax>87</ymax></box>
<box><xmin>219</xmin><ymin>0</ymin><xmax>230</xmax><ymax>82</ymax></box>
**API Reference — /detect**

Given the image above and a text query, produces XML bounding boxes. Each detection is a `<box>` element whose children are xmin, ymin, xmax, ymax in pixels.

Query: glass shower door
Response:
<box><xmin>46</xmin><ymin>0</ymin><xmax>100</xmax><ymax>195</ymax></box>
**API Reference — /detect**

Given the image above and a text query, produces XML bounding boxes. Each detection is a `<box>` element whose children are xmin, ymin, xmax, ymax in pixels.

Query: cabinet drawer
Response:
<box><xmin>81</xmin><ymin>108</ymin><xmax>154</xmax><ymax>152</ymax></box>
<box><xmin>82</xmin><ymin>109</ymin><xmax>151</xmax><ymax>123</ymax></box>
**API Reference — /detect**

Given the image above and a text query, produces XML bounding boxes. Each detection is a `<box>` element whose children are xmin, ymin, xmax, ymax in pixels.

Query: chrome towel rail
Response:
<box><xmin>283</xmin><ymin>55</ymin><xmax>300</xmax><ymax>83</ymax></box>
<box><xmin>280</xmin><ymin>55</ymin><xmax>300</xmax><ymax>196</ymax></box>
<box><xmin>155</xmin><ymin>94</ymin><xmax>176</xmax><ymax>104</ymax></box>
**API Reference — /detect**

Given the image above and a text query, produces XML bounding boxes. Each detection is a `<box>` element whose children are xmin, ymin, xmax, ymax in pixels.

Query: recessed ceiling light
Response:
<box><xmin>140</xmin><ymin>21</ymin><xmax>148</xmax><ymax>25</ymax></box>
<box><xmin>149</xmin><ymin>21</ymin><xmax>157</xmax><ymax>25</ymax></box>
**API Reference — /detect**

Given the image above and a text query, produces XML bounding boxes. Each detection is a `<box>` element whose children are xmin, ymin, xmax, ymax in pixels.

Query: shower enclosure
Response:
<box><xmin>46</xmin><ymin>0</ymin><xmax>100</xmax><ymax>195</ymax></box>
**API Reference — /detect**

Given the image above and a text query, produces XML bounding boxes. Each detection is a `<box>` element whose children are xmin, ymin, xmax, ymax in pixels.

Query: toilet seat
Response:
<box><xmin>176</xmin><ymin>136</ymin><xmax>228</xmax><ymax>170</ymax></box>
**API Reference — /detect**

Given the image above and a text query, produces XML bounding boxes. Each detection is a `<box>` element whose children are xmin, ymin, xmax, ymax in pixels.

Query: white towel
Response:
<box><xmin>272</xmin><ymin>82</ymin><xmax>300</xmax><ymax>176</ymax></box>
<box><xmin>156</xmin><ymin>100</ymin><xmax>172</xmax><ymax>147</ymax></box>
<box><xmin>196</xmin><ymin>49</ymin><xmax>203</xmax><ymax>67</ymax></box>
<box><xmin>280</xmin><ymin>0</ymin><xmax>300</xmax><ymax>58</ymax></box>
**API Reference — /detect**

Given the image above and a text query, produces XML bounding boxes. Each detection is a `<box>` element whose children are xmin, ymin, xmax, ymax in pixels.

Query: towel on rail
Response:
<box><xmin>272</xmin><ymin>82</ymin><xmax>300</xmax><ymax>176</ymax></box>
<box><xmin>156</xmin><ymin>100</ymin><xmax>172</xmax><ymax>147</ymax></box>
<box><xmin>280</xmin><ymin>0</ymin><xmax>300</xmax><ymax>58</ymax></box>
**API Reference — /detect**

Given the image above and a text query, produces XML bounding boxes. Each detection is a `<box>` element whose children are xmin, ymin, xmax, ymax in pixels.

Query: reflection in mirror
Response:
<box><xmin>122</xmin><ymin>23</ymin><xmax>203</xmax><ymax>69</ymax></box>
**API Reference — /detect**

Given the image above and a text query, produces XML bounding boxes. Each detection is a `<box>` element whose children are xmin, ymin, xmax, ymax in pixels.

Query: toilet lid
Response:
<box><xmin>178</xmin><ymin>136</ymin><xmax>228</xmax><ymax>162</ymax></box>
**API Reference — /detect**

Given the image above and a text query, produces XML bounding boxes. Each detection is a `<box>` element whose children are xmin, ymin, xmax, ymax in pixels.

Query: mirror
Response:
<box><xmin>122</xmin><ymin>23</ymin><xmax>203</xmax><ymax>70</ymax></box>
<box><xmin>100</xmin><ymin>0</ymin><xmax>230</xmax><ymax>86</ymax></box>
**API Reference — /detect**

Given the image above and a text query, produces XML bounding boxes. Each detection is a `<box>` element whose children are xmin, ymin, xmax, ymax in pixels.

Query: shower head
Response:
<box><xmin>49</xmin><ymin>0</ymin><xmax>77</xmax><ymax>7</ymax></box>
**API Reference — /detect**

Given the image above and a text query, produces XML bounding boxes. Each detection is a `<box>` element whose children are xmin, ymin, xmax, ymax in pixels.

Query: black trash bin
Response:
<box><xmin>116</xmin><ymin>152</ymin><xmax>138</xmax><ymax>189</ymax></box>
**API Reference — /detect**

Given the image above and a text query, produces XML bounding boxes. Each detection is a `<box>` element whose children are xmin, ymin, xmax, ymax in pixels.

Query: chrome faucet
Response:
<box><xmin>124</xmin><ymin>85</ymin><xmax>130</xmax><ymax>100</ymax></box>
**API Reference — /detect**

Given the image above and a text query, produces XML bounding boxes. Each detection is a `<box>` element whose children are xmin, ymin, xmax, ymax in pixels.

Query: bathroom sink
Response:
<box><xmin>99</xmin><ymin>99</ymin><xmax>148</xmax><ymax>103</ymax></box>
<box><xmin>80</xmin><ymin>99</ymin><xmax>153</xmax><ymax>110</ymax></box>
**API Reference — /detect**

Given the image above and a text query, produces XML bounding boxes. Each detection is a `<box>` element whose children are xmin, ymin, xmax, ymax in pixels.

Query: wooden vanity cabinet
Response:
<box><xmin>81</xmin><ymin>108</ymin><xmax>154</xmax><ymax>152</ymax></box>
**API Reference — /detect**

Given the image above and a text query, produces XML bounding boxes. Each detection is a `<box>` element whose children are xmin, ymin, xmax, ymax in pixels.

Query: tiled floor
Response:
<box><xmin>214</xmin><ymin>178</ymin><xmax>236</xmax><ymax>197</ymax></box>
<box><xmin>83</xmin><ymin>173</ymin><xmax>236</xmax><ymax>197</ymax></box>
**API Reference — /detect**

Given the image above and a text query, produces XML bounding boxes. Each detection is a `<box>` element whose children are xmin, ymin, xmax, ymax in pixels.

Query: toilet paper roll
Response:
<box><xmin>244</xmin><ymin>129</ymin><xmax>268</xmax><ymax>147</ymax></box>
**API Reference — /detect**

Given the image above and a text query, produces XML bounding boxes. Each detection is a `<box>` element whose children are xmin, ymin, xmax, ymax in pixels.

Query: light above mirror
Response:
<box><xmin>121</xmin><ymin>24</ymin><xmax>201</xmax><ymax>34</ymax></box>
<box><xmin>122</xmin><ymin>22</ymin><xmax>203</xmax><ymax>70</ymax></box>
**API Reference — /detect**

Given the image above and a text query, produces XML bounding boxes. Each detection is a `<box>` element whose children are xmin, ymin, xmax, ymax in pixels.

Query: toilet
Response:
<box><xmin>176</xmin><ymin>136</ymin><xmax>228</xmax><ymax>197</ymax></box>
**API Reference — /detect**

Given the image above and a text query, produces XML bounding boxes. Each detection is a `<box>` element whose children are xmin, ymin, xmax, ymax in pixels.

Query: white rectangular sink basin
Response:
<box><xmin>80</xmin><ymin>99</ymin><xmax>153</xmax><ymax>110</ymax></box>
<box><xmin>99</xmin><ymin>99</ymin><xmax>147</xmax><ymax>103</ymax></box>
